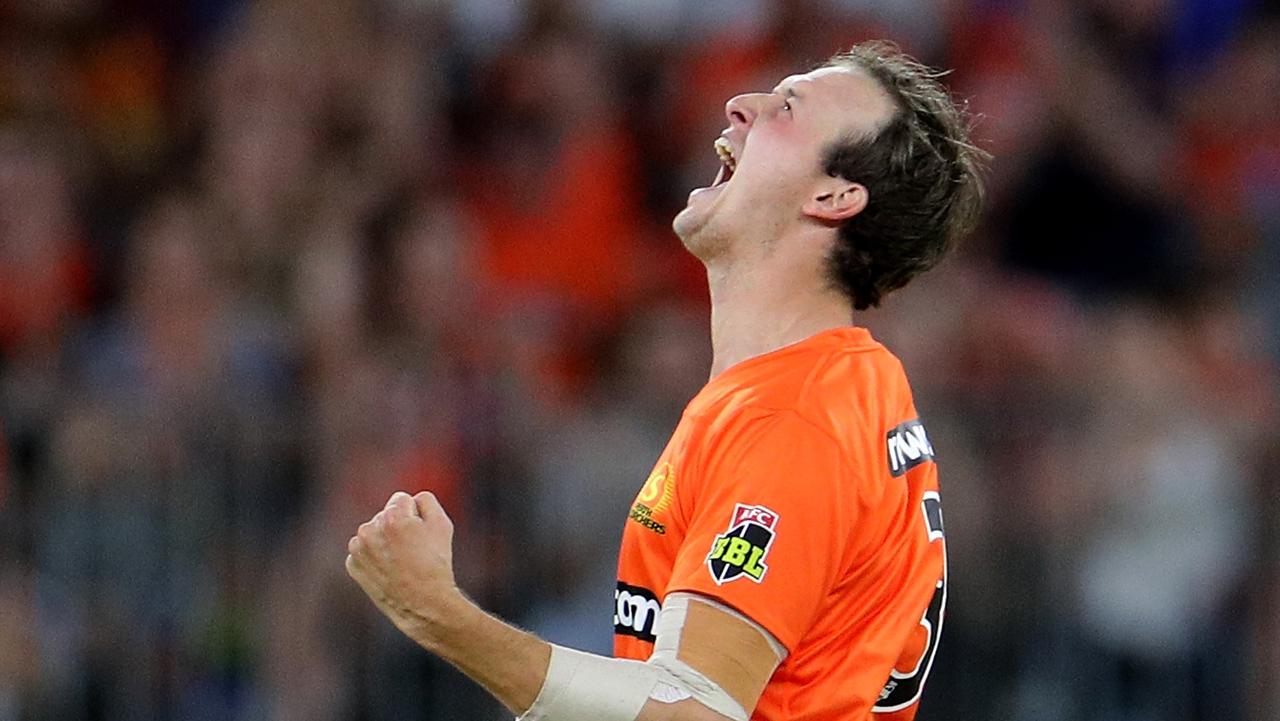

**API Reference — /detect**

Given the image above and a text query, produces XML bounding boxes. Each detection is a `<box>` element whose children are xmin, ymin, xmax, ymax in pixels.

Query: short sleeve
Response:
<box><xmin>664</xmin><ymin>408</ymin><xmax>857</xmax><ymax>653</ymax></box>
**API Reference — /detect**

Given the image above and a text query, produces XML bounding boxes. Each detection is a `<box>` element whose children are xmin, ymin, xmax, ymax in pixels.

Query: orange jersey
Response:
<box><xmin>614</xmin><ymin>327</ymin><xmax>946</xmax><ymax>721</ymax></box>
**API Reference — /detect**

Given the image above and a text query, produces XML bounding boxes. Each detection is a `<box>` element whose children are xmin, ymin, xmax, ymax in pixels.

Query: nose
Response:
<box><xmin>724</xmin><ymin>92</ymin><xmax>767</xmax><ymax>131</ymax></box>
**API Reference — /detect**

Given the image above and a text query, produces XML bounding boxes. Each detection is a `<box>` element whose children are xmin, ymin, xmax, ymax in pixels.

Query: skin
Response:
<box><xmin>347</xmin><ymin>64</ymin><xmax>897</xmax><ymax>720</ymax></box>
<box><xmin>675</xmin><ymin>65</ymin><xmax>896</xmax><ymax>376</ymax></box>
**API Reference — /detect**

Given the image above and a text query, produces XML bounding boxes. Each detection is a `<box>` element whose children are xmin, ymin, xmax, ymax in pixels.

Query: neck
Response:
<box><xmin>704</xmin><ymin>248</ymin><xmax>853</xmax><ymax>379</ymax></box>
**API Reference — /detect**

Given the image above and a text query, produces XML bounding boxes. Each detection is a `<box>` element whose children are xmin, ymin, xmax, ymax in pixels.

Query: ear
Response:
<box><xmin>802</xmin><ymin>177</ymin><xmax>868</xmax><ymax>222</ymax></box>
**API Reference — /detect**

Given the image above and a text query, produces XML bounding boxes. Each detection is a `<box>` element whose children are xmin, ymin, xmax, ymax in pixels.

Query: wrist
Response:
<box><xmin>403</xmin><ymin>585</ymin><xmax>476</xmax><ymax>653</ymax></box>
<box><xmin>397</xmin><ymin>587</ymin><xmax>551</xmax><ymax>715</ymax></box>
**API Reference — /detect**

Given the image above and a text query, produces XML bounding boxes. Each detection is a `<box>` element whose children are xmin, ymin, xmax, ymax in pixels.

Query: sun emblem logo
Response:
<box><xmin>636</xmin><ymin>463</ymin><xmax>676</xmax><ymax>514</ymax></box>
<box><xmin>629</xmin><ymin>462</ymin><xmax>677</xmax><ymax>534</ymax></box>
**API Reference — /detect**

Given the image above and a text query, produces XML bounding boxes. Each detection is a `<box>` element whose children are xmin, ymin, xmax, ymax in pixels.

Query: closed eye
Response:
<box><xmin>779</xmin><ymin>87</ymin><xmax>799</xmax><ymax>114</ymax></box>
<box><xmin>767</xmin><ymin>82</ymin><xmax>800</xmax><ymax>116</ymax></box>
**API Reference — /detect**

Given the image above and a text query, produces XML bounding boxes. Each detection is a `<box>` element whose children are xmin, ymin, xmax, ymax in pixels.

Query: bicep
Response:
<box><xmin>643</xmin><ymin>592</ymin><xmax>784</xmax><ymax>719</ymax></box>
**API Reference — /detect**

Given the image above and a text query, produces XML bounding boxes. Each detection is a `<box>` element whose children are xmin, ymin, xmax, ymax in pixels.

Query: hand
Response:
<box><xmin>346</xmin><ymin>491</ymin><xmax>459</xmax><ymax>643</ymax></box>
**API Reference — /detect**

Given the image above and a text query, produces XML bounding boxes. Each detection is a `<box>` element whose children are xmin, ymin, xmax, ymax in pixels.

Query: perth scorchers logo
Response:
<box><xmin>629</xmin><ymin>463</ymin><xmax>676</xmax><ymax>535</ymax></box>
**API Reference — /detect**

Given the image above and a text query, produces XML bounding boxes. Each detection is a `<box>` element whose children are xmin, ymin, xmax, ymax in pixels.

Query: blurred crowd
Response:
<box><xmin>0</xmin><ymin>0</ymin><xmax>1277</xmax><ymax>720</ymax></box>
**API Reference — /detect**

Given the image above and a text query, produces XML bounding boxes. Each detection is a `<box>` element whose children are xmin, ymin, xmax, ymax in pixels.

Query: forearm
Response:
<box><xmin>402</xmin><ymin>589</ymin><xmax>552</xmax><ymax>715</ymax></box>
<box><xmin>398</xmin><ymin>591</ymin><xmax>729</xmax><ymax>721</ymax></box>
<box><xmin>344</xmin><ymin>492</ymin><xmax>749</xmax><ymax>721</ymax></box>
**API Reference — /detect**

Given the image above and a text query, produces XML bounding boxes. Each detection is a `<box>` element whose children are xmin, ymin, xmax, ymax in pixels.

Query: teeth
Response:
<box><xmin>714</xmin><ymin>137</ymin><xmax>737</xmax><ymax>171</ymax></box>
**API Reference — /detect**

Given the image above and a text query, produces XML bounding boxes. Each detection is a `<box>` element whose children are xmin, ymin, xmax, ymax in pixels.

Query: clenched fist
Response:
<box><xmin>346</xmin><ymin>491</ymin><xmax>460</xmax><ymax>643</ymax></box>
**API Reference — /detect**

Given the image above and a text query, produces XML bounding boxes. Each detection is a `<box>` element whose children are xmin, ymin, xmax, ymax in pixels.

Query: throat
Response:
<box><xmin>706</xmin><ymin>263</ymin><xmax>853</xmax><ymax>379</ymax></box>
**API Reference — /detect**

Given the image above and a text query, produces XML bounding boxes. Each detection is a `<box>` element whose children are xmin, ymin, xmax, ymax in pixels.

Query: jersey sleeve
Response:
<box><xmin>664</xmin><ymin>407</ymin><xmax>859</xmax><ymax>653</ymax></box>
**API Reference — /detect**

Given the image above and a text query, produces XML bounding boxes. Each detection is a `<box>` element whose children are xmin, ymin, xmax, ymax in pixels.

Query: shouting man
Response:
<box><xmin>346</xmin><ymin>41</ymin><xmax>986</xmax><ymax>721</ymax></box>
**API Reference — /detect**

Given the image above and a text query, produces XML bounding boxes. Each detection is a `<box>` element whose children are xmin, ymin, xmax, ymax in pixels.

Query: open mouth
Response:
<box><xmin>712</xmin><ymin>137</ymin><xmax>738</xmax><ymax>187</ymax></box>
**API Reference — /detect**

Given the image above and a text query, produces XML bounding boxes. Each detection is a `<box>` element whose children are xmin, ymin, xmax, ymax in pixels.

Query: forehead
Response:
<box><xmin>775</xmin><ymin>65</ymin><xmax>897</xmax><ymax>136</ymax></box>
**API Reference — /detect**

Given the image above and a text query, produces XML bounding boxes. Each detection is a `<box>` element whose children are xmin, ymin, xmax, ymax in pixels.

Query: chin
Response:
<box><xmin>674</xmin><ymin>184</ymin><xmax>741</xmax><ymax>260</ymax></box>
<box><xmin>672</xmin><ymin>204</ymin><xmax>718</xmax><ymax>260</ymax></box>
<box><xmin>672</xmin><ymin>204</ymin><xmax>700</xmax><ymax>243</ymax></box>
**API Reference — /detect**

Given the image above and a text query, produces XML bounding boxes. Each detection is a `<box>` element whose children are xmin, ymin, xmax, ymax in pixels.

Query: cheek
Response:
<box><xmin>746</xmin><ymin>130</ymin><xmax>814</xmax><ymax>183</ymax></box>
<box><xmin>739</xmin><ymin>153</ymin><xmax>812</xmax><ymax>202</ymax></box>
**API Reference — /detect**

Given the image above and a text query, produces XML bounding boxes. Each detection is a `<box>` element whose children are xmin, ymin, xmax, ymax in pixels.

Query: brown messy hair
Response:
<box><xmin>820</xmin><ymin>42</ymin><xmax>988</xmax><ymax>311</ymax></box>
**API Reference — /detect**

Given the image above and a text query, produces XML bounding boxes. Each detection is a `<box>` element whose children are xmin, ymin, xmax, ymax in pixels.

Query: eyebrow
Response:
<box><xmin>772</xmin><ymin>84</ymin><xmax>801</xmax><ymax>100</ymax></box>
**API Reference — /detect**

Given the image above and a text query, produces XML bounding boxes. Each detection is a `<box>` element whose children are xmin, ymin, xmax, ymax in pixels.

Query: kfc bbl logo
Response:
<box><xmin>706</xmin><ymin>504</ymin><xmax>779</xmax><ymax>584</ymax></box>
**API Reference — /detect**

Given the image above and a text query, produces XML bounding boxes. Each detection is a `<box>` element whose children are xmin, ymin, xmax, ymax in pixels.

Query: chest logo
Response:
<box><xmin>629</xmin><ymin>463</ymin><xmax>676</xmax><ymax>535</ymax></box>
<box><xmin>706</xmin><ymin>504</ymin><xmax>779</xmax><ymax>584</ymax></box>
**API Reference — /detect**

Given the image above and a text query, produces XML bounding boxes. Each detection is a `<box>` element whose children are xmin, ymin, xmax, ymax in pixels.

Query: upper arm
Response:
<box><xmin>643</xmin><ymin>410</ymin><xmax>857</xmax><ymax>719</ymax></box>
<box><xmin>666</xmin><ymin>410</ymin><xmax>858</xmax><ymax>652</ymax></box>
<box><xmin>639</xmin><ymin>593</ymin><xmax>784</xmax><ymax>719</ymax></box>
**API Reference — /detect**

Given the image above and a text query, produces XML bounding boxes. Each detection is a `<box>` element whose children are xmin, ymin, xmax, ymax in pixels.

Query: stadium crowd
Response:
<box><xmin>0</xmin><ymin>0</ymin><xmax>1277</xmax><ymax>719</ymax></box>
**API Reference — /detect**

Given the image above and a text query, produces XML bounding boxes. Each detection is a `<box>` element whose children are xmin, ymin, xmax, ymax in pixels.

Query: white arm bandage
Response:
<box><xmin>517</xmin><ymin>593</ymin><xmax>785</xmax><ymax>721</ymax></box>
